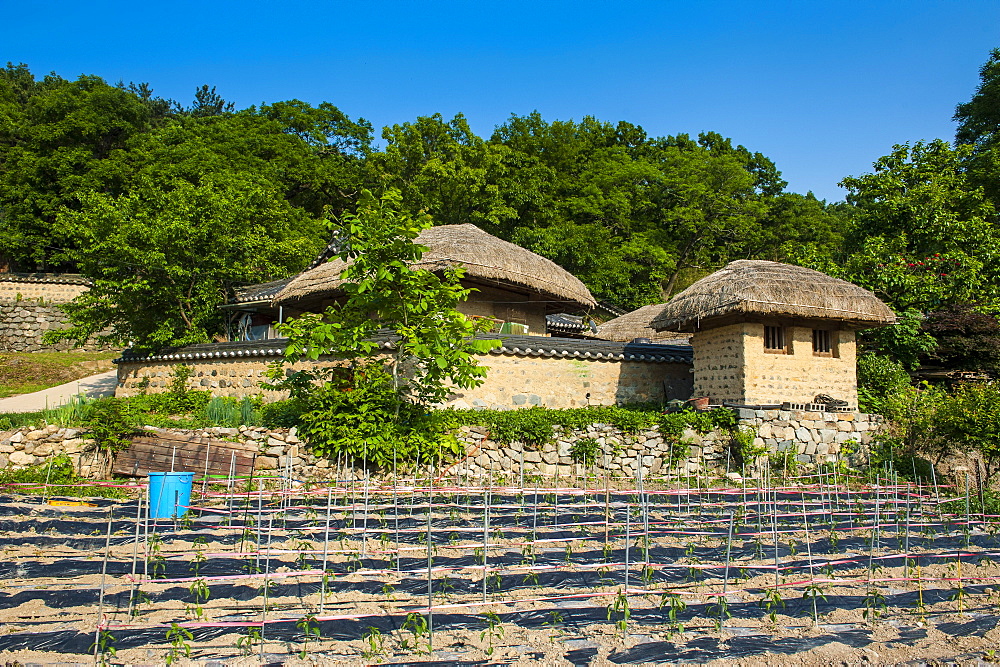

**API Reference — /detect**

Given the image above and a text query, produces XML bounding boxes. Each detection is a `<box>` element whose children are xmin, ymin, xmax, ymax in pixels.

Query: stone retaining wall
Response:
<box><xmin>735</xmin><ymin>407</ymin><xmax>881</xmax><ymax>463</ymax></box>
<box><xmin>0</xmin><ymin>425</ymin><xmax>105</xmax><ymax>477</ymax></box>
<box><xmin>0</xmin><ymin>409</ymin><xmax>884</xmax><ymax>483</ymax></box>
<box><xmin>0</xmin><ymin>273</ymin><xmax>110</xmax><ymax>352</ymax></box>
<box><xmin>451</xmin><ymin>408</ymin><xmax>882</xmax><ymax>480</ymax></box>
<box><xmin>0</xmin><ymin>425</ymin><xmax>334</xmax><ymax>481</ymax></box>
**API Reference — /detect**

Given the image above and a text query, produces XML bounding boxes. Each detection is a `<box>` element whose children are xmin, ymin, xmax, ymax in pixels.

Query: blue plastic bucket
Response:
<box><xmin>147</xmin><ymin>472</ymin><xmax>194</xmax><ymax>519</ymax></box>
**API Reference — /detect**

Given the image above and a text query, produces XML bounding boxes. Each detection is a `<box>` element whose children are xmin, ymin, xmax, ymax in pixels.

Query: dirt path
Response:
<box><xmin>0</xmin><ymin>369</ymin><xmax>117</xmax><ymax>413</ymax></box>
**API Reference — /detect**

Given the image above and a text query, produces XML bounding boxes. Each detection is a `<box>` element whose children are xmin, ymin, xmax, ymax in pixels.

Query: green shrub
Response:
<box><xmin>937</xmin><ymin>381</ymin><xmax>1000</xmax><ymax>482</ymax></box>
<box><xmin>206</xmin><ymin>396</ymin><xmax>237</xmax><ymax>427</ymax></box>
<box><xmin>298</xmin><ymin>364</ymin><xmax>459</xmax><ymax>468</ymax></box>
<box><xmin>84</xmin><ymin>397</ymin><xmax>138</xmax><ymax>453</ymax></box>
<box><xmin>447</xmin><ymin>405</ymin><xmax>737</xmax><ymax>447</ymax></box>
<box><xmin>0</xmin><ymin>454</ymin><xmax>127</xmax><ymax>498</ymax></box>
<box><xmin>260</xmin><ymin>398</ymin><xmax>307</xmax><ymax>428</ymax></box>
<box><xmin>0</xmin><ymin>411</ymin><xmax>48</xmax><ymax>430</ymax></box>
<box><xmin>858</xmin><ymin>353</ymin><xmax>912</xmax><ymax>413</ymax></box>
<box><xmin>487</xmin><ymin>407</ymin><xmax>555</xmax><ymax>448</ymax></box>
<box><xmin>569</xmin><ymin>437</ymin><xmax>600</xmax><ymax>466</ymax></box>
<box><xmin>238</xmin><ymin>396</ymin><xmax>260</xmax><ymax>426</ymax></box>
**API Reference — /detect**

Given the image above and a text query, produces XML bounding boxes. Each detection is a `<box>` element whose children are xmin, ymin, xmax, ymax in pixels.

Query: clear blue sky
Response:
<box><xmin>4</xmin><ymin>1</ymin><xmax>999</xmax><ymax>201</ymax></box>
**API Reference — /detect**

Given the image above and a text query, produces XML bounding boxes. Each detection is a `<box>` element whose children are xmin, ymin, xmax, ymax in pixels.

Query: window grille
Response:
<box><xmin>813</xmin><ymin>330</ymin><xmax>832</xmax><ymax>356</ymax></box>
<box><xmin>764</xmin><ymin>326</ymin><xmax>786</xmax><ymax>352</ymax></box>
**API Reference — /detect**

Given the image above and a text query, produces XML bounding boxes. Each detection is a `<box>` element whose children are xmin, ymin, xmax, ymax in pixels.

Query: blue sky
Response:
<box><xmin>4</xmin><ymin>1</ymin><xmax>999</xmax><ymax>201</ymax></box>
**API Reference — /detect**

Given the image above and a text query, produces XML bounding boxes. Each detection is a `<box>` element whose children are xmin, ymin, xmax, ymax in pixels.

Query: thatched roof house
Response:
<box><xmin>596</xmin><ymin>304</ymin><xmax>689</xmax><ymax>344</ymax></box>
<box><xmin>651</xmin><ymin>260</ymin><xmax>896</xmax><ymax>332</ymax></box>
<box><xmin>651</xmin><ymin>260</ymin><xmax>896</xmax><ymax>408</ymax></box>
<box><xmin>259</xmin><ymin>224</ymin><xmax>594</xmax><ymax>336</ymax></box>
<box><xmin>275</xmin><ymin>224</ymin><xmax>595</xmax><ymax>310</ymax></box>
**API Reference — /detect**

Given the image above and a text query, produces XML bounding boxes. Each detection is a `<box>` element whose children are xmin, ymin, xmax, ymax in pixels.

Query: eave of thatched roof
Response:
<box><xmin>650</xmin><ymin>260</ymin><xmax>896</xmax><ymax>332</ymax></box>
<box><xmin>595</xmin><ymin>303</ymin><xmax>689</xmax><ymax>343</ymax></box>
<box><xmin>274</xmin><ymin>224</ymin><xmax>596</xmax><ymax>310</ymax></box>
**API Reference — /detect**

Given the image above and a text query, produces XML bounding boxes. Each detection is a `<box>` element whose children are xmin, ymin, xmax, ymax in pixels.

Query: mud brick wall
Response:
<box><xmin>690</xmin><ymin>324</ymin><xmax>746</xmax><ymax>404</ymax></box>
<box><xmin>741</xmin><ymin>324</ymin><xmax>858</xmax><ymax>407</ymax></box>
<box><xmin>692</xmin><ymin>322</ymin><xmax>858</xmax><ymax>408</ymax></box>
<box><xmin>116</xmin><ymin>351</ymin><xmax>694</xmax><ymax>409</ymax></box>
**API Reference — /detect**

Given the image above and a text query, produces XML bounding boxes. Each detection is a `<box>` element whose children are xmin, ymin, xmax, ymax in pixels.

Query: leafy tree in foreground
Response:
<box><xmin>48</xmin><ymin>174</ymin><xmax>324</xmax><ymax>351</ymax></box>
<box><xmin>938</xmin><ymin>382</ymin><xmax>1000</xmax><ymax>483</ymax></box>
<box><xmin>273</xmin><ymin>189</ymin><xmax>500</xmax><ymax>465</ymax></box>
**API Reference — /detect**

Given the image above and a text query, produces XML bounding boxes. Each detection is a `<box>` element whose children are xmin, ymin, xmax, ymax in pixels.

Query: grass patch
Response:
<box><xmin>0</xmin><ymin>351</ymin><xmax>117</xmax><ymax>399</ymax></box>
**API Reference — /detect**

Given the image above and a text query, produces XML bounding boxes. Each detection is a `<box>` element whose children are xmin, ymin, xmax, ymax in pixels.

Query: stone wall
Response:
<box><xmin>0</xmin><ymin>408</ymin><xmax>882</xmax><ymax>482</ymax></box>
<box><xmin>0</xmin><ymin>274</ymin><xmax>90</xmax><ymax>303</ymax></box>
<box><xmin>0</xmin><ymin>425</ymin><xmax>105</xmax><ymax>478</ymax></box>
<box><xmin>450</xmin><ymin>407</ymin><xmax>881</xmax><ymax>481</ymax></box>
<box><xmin>450</xmin><ymin>355</ymin><xmax>692</xmax><ymax>409</ymax></box>
<box><xmin>0</xmin><ymin>425</ymin><xmax>332</xmax><ymax>480</ymax></box>
<box><xmin>0</xmin><ymin>303</ymin><xmax>107</xmax><ymax>352</ymax></box>
<box><xmin>115</xmin><ymin>338</ymin><xmax>695</xmax><ymax>409</ymax></box>
<box><xmin>0</xmin><ymin>274</ymin><xmax>108</xmax><ymax>352</ymax></box>
<box><xmin>735</xmin><ymin>406</ymin><xmax>879</xmax><ymax>463</ymax></box>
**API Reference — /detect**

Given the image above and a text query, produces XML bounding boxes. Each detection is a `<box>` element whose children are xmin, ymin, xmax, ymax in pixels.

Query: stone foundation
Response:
<box><xmin>735</xmin><ymin>407</ymin><xmax>881</xmax><ymax>464</ymax></box>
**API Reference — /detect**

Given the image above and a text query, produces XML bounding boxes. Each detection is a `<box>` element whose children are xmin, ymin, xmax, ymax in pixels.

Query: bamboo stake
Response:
<box><xmin>93</xmin><ymin>507</ymin><xmax>114</xmax><ymax>663</ymax></box>
<box><xmin>319</xmin><ymin>486</ymin><xmax>333</xmax><ymax>614</ymax></box>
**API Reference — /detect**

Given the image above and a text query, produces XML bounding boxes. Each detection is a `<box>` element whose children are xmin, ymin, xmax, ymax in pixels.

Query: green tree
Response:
<box><xmin>276</xmin><ymin>188</ymin><xmax>499</xmax><ymax>406</ymax></box>
<box><xmin>372</xmin><ymin>111</ymin><xmax>821</xmax><ymax>309</ymax></box>
<box><xmin>955</xmin><ymin>48</ymin><xmax>1000</xmax><ymax>151</ymax></box>
<box><xmin>954</xmin><ymin>48</ymin><xmax>1000</xmax><ymax>208</ymax></box>
<box><xmin>938</xmin><ymin>382</ymin><xmax>1000</xmax><ymax>482</ymax></box>
<box><xmin>0</xmin><ymin>64</ymin><xmax>371</xmax><ymax>272</ymax></box>
<box><xmin>0</xmin><ymin>68</ymin><xmax>154</xmax><ymax>269</ymax></box>
<box><xmin>274</xmin><ymin>189</ymin><xmax>500</xmax><ymax>465</ymax></box>
<box><xmin>809</xmin><ymin>140</ymin><xmax>1000</xmax><ymax>367</ymax></box>
<box><xmin>48</xmin><ymin>174</ymin><xmax>324</xmax><ymax>350</ymax></box>
<box><xmin>840</xmin><ymin>141</ymin><xmax>998</xmax><ymax>264</ymax></box>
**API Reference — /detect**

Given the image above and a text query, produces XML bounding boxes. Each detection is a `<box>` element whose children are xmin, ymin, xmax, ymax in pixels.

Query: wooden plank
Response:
<box><xmin>123</xmin><ymin>443</ymin><xmax>254</xmax><ymax>467</ymax></box>
<box><xmin>113</xmin><ymin>434</ymin><xmax>259</xmax><ymax>478</ymax></box>
<box><xmin>132</xmin><ymin>432</ymin><xmax>260</xmax><ymax>452</ymax></box>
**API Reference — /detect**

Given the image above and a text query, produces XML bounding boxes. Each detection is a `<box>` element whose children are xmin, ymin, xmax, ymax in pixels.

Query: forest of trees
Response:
<box><xmin>2</xmin><ymin>49</ymin><xmax>1000</xmax><ymax>366</ymax></box>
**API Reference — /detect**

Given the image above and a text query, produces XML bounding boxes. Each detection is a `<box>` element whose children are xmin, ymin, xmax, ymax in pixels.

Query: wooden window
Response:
<box><xmin>812</xmin><ymin>329</ymin><xmax>832</xmax><ymax>356</ymax></box>
<box><xmin>764</xmin><ymin>326</ymin><xmax>786</xmax><ymax>353</ymax></box>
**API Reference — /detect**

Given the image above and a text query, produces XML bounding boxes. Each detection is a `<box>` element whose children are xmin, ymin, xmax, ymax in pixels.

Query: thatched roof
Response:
<box><xmin>650</xmin><ymin>260</ymin><xmax>896</xmax><ymax>332</ymax></box>
<box><xmin>275</xmin><ymin>224</ymin><xmax>596</xmax><ymax>310</ymax></box>
<box><xmin>596</xmin><ymin>304</ymin><xmax>689</xmax><ymax>343</ymax></box>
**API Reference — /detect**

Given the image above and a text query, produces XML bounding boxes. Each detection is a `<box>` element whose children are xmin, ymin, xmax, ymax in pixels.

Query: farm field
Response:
<box><xmin>0</xmin><ymin>468</ymin><xmax>997</xmax><ymax>665</ymax></box>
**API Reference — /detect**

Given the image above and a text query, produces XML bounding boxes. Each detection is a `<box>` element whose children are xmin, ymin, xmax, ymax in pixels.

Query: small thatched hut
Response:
<box><xmin>651</xmin><ymin>260</ymin><xmax>896</xmax><ymax>408</ymax></box>
<box><xmin>273</xmin><ymin>224</ymin><xmax>596</xmax><ymax>335</ymax></box>
<box><xmin>595</xmin><ymin>304</ymin><xmax>688</xmax><ymax>344</ymax></box>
